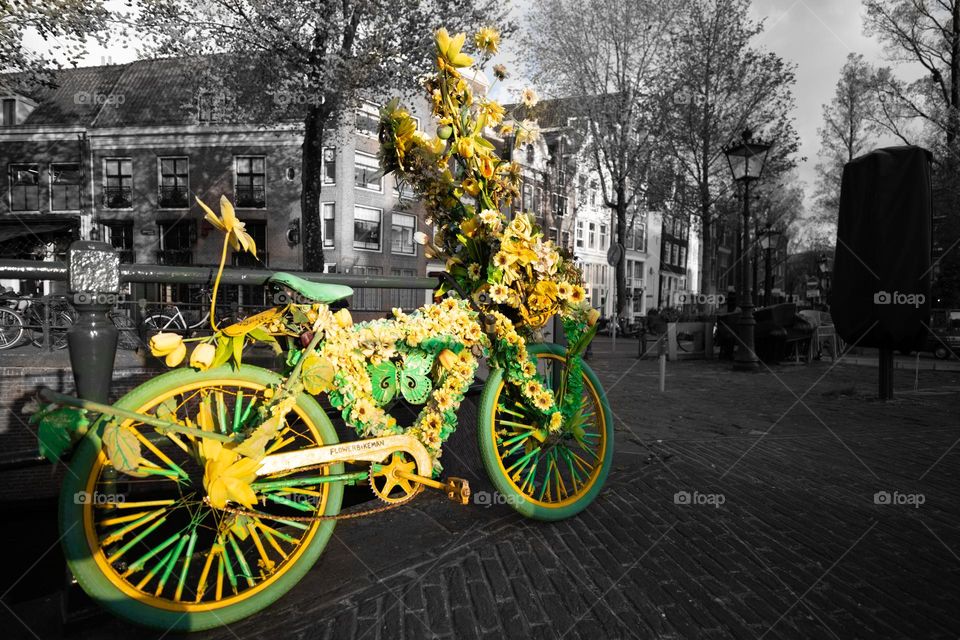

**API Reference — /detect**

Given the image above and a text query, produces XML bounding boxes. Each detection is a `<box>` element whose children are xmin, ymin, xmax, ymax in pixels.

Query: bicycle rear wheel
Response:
<box><xmin>0</xmin><ymin>308</ymin><xmax>24</xmax><ymax>350</ymax></box>
<box><xmin>29</xmin><ymin>306</ymin><xmax>75</xmax><ymax>349</ymax></box>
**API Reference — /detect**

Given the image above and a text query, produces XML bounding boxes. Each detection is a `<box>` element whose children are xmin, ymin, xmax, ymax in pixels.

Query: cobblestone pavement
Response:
<box><xmin>3</xmin><ymin>338</ymin><xmax>959</xmax><ymax>639</ymax></box>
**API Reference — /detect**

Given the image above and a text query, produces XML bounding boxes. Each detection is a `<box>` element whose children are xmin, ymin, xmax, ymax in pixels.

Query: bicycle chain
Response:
<box><xmin>210</xmin><ymin>462</ymin><xmax>422</xmax><ymax>522</ymax></box>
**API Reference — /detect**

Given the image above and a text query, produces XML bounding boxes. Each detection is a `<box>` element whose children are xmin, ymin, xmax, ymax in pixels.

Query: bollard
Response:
<box><xmin>658</xmin><ymin>333</ymin><xmax>666</xmax><ymax>393</ymax></box>
<box><xmin>66</xmin><ymin>241</ymin><xmax>120</xmax><ymax>403</ymax></box>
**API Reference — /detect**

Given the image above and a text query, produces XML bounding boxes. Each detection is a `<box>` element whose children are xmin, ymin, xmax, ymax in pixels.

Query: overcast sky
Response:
<box><xmin>31</xmin><ymin>0</ymin><xmax>907</xmax><ymax>216</ymax></box>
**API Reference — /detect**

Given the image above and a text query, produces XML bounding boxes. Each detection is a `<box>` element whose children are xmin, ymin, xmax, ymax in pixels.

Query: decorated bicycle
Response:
<box><xmin>30</xmin><ymin>26</ymin><xmax>613</xmax><ymax>631</ymax></box>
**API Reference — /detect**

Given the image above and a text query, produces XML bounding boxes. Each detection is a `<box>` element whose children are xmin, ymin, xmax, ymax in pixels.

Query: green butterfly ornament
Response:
<box><xmin>368</xmin><ymin>352</ymin><xmax>434</xmax><ymax>405</ymax></box>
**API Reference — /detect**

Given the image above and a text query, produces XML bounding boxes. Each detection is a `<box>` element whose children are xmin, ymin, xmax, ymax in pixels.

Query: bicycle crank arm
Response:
<box><xmin>394</xmin><ymin>470</ymin><xmax>471</xmax><ymax>505</ymax></box>
<box><xmin>257</xmin><ymin>434</ymin><xmax>433</xmax><ymax>478</ymax></box>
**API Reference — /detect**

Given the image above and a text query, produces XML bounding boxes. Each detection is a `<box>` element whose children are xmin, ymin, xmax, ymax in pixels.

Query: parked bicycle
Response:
<box><xmin>30</xmin><ymin>30</ymin><xmax>612</xmax><ymax>632</ymax></box>
<box><xmin>140</xmin><ymin>287</ymin><xmax>243</xmax><ymax>341</ymax></box>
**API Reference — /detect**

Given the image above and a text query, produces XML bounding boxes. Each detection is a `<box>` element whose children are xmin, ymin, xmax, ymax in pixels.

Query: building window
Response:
<box><xmin>50</xmin><ymin>163</ymin><xmax>81</xmax><ymax>211</ymax></box>
<box><xmin>103</xmin><ymin>158</ymin><xmax>132</xmax><ymax>208</ymax></box>
<box><xmin>104</xmin><ymin>221</ymin><xmax>134</xmax><ymax>262</ymax></box>
<box><xmin>354</xmin><ymin>152</ymin><xmax>381</xmax><ymax>191</ymax></box>
<box><xmin>662</xmin><ymin>241</ymin><xmax>671</xmax><ymax>265</ymax></box>
<box><xmin>353</xmin><ymin>205</ymin><xmax>382</xmax><ymax>251</ymax></box>
<box><xmin>158</xmin><ymin>157</ymin><xmax>189</xmax><ymax>208</ymax></box>
<box><xmin>679</xmin><ymin>246</ymin><xmax>686</xmax><ymax>268</ymax></box>
<box><xmin>672</xmin><ymin>244</ymin><xmax>679</xmax><ymax>266</ymax></box>
<box><xmin>352</xmin><ymin>265</ymin><xmax>382</xmax><ymax>310</ymax></box>
<box><xmin>9</xmin><ymin>163</ymin><xmax>40</xmax><ymax>211</ymax></box>
<box><xmin>235</xmin><ymin>156</ymin><xmax>266</xmax><ymax>208</ymax></box>
<box><xmin>322</xmin><ymin>202</ymin><xmax>335</xmax><ymax>248</ymax></box>
<box><xmin>323</xmin><ymin>147</ymin><xmax>336</xmax><ymax>185</ymax></box>
<box><xmin>562</xmin><ymin>230</ymin><xmax>571</xmax><ymax>250</ymax></box>
<box><xmin>589</xmin><ymin>180</ymin><xmax>597</xmax><ymax>206</ymax></box>
<box><xmin>576</xmin><ymin>220</ymin><xmax>584</xmax><ymax>248</ymax></box>
<box><xmin>525</xmin><ymin>145</ymin><xmax>534</xmax><ymax>164</ymax></box>
<box><xmin>355</xmin><ymin>102</ymin><xmax>380</xmax><ymax>137</ymax></box>
<box><xmin>534</xmin><ymin>187</ymin><xmax>543</xmax><ymax>215</ymax></box>
<box><xmin>391</xmin><ymin>268</ymin><xmax>418</xmax><ymax>310</ymax></box>
<box><xmin>2</xmin><ymin>99</ymin><xmax>15</xmax><ymax>126</ymax></box>
<box><xmin>391</xmin><ymin>212</ymin><xmax>416</xmax><ymax>255</ymax></box>
<box><xmin>556</xmin><ymin>194</ymin><xmax>567</xmax><ymax>217</ymax></box>
<box><xmin>522</xmin><ymin>184</ymin><xmax>532</xmax><ymax>211</ymax></box>
<box><xmin>158</xmin><ymin>220</ymin><xmax>194</xmax><ymax>265</ymax></box>
<box><xmin>631</xmin><ymin>221</ymin><xmax>646</xmax><ymax>252</ymax></box>
<box><xmin>599</xmin><ymin>224</ymin><xmax>608</xmax><ymax>250</ymax></box>
<box><xmin>588</xmin><ymin>222</ymin><xmax>596</xmax><ymax>249</ymax></box>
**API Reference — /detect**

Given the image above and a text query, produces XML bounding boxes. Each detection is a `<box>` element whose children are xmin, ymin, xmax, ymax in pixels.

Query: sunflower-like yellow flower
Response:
<box><xmin>534</xmin><ymin>392</ymin><xmax>554</xmax><ymax>411</ymax></box>
<box><xmin>520</xmin><ymin>87</ymin><xmax>540</xmax><ymax>108</ymax></box>
<box><xmin>477</xmin><ymin>99</ymin><xmax>505</xmax><ymax>127</ymax></box>
<box><xmin>196</xmin><ymin>195</ymin><xmax>257</xmax><ymax>256</ymax></box>
<box><xmin>557</xmin><ymin>282</ymin><xmax>573</xmax><ymax>300</ymax></box>
<box><xmin>489</xmin><ymin>283</ymin><xmax>510</xmax><ymax>303</ymax></box>
<box><xmin>474</xmin><ymin>27</ymin><xmax>500</xmax><ymax>55</ymax></box>
<box><xmin>436</xmin><ymin>28</ymin><xmax>474</xmax><ymax>69</ymax></box>
<box><xmin>549</xmin><ymin>411</ymin><xmax>563</xmax><ymax>432</ymax></box>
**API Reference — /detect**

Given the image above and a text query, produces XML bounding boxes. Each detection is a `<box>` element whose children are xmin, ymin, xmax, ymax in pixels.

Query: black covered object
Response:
<box><xmin>832</xmin><ymin>146</ymin><xmax>932</xmax><ymax>352</ymax></box>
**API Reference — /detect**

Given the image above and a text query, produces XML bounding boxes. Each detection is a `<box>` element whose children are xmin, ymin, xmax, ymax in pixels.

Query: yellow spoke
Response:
<box><xmin>194</xmin><ymin>543</ymin><xmax>219</xmax><ymax>603</ymax></box>
<box><xmin>97</xmin><ymin>499</ymin><xmax>175</xmax><ymax>509</ymax></box>
<box><xmin>257</xmin><ymin>524</ymin><xmax>290</xmax><ymax>560</ymax></box>
<box><xmin>248</xmin><ymin>523</ymin><xmax>275</xmax><ymax>574</ymax></box>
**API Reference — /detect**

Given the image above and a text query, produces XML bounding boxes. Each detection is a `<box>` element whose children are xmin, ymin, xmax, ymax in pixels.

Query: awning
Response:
<box><xmin>0</xmin><ymin>222</ymin><xmax>76</xmax><ymax>244</ymax></box>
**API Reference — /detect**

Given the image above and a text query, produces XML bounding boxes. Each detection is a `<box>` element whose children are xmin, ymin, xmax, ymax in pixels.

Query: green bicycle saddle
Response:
<box><xmin>268</xmin><ymin>272</ymin><xmax>354</xmax><ymax>304</ymax></box>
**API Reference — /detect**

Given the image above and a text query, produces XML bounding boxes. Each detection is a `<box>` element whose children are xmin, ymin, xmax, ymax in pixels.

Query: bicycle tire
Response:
<box><xmin>0</xmin><ymin>308</ymin><xmax>25</xmax><ymax>350</ymax></box>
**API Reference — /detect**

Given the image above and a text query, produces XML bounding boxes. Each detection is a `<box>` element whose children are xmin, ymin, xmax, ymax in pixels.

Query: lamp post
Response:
<box><xmin>723</xmin><ymin>129</ymin><xmax>772</xmax><ymax>371</ymax></box>
<box><xmin>759</xmin><ymin>224</ymin><xmax>781</xmax><ymax>307</ymax></box>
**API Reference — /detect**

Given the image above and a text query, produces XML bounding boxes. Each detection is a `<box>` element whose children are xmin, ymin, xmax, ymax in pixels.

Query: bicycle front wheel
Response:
<box><xmin>478</xmin><ymin>343</ymin><xmax>614</xmax><ymax>521</ymax></box>
<box><xmin>59</xmin><ymin>365</ymin><xmax>343</xmax><ymax>631</ymax></box>
<box><xmin>0</xmin><ymin>308</ymin><xmax>24</xmax><ymax>350</ymax></box>
<box><xmin>29</xmin><ymin>308</ymin><xmax>74</xmax><ymax>349</ymax></box>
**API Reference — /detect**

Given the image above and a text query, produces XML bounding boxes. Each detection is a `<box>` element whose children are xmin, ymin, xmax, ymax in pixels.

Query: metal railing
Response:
<box><xmin>158</xmin><ymin>186</ymin><xmax>190</xmax><ymax>208</ymax></box>
<box><xmin>102</xmin><ymin>186</ymin><xmax>133</xmax><ymax>208</ymax></box>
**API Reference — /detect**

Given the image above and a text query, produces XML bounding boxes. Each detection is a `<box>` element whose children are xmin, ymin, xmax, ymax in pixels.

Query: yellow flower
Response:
<box><xmin>535</xmin><ymin>280</ymin><xmax>559</xmax><ymax>302</ymax></box>
<box><xmin>436</xmin><ymin>28</ymin><xmax>474</xmax><ymax>68</ymax></box>
<box><xmin>462</xmin><ymin>177</ymin><xmax>481</xmax><ymax>196</ymax></box>
<box><xmin>549</xmin><ymin>411</ymin><xmax>563</xmax><ymax>432</ymax></box>
<box><xmin>524</xmin><ymin>380</ymin><xmax>542</xmax><ymax>398</ymax></box>
<box><xmin>474</xmin><ymin>27</ymin><xmax>500</xmax><ymax>55</ymax></box>
<box><xmin>493</xmin><ymin>64</ymin><xmax>508</xmax><ymax>81</ymax></box>
<box><xmin>499</xmin><ymin>121</ymin><xmax>516</xmax><ymax>137</ymax></box>
<box><xmin>150</xmin><ymin>332</ymin><xmax>187</xmax><ymax>367</ymax></box>
<box><xmin>190</xmin><ymin>342</ymin><xmax>217</xmax><ymax>371</ymax></box>
<box><xmin>422</xmin><ymin>411</ymin><xmax>444</xmax><ymax>432</ymax></box>
<box><xmin>514</xmin><ymin>119</ymin><xmax>541</xmax><ymax>145</ymax></box>
<box><xmin>461</xmin><ymin>216</ymin><xmax>479</xmax><ymax>237</ymax></box>
<box><xmin>479</xmin><ymin>208</ymin><xmax>502</xmax><ymax>230</ymax></box>
<box><xmin>467</xmin><ymin>263</ymin><xmax>482</xmax><ymax>279</ymax></box>
<box><xmin>457</xmin><ymin>136</ymin><xmax>476</xmax><ymax>158</ymax></box>
<box><xmin>204</xmin><ymin>451</ymin><xmax>259</xmax><ymax>509</ymax></box>
<box><xmin>557</xmin><ymin>282</ymin><xmax>572</xmax><ymax>300</ymax></box>
<box><xmin>334</xmin><ymin>308</ymin><xmax>353</xmax><ymax>328</ymax></box>
<box><xmin>196</xmin><ymin>195</ymin><xmax>257</xmax><ymax>256</ymax></box>
<box><xmin>490</xmin><ymin>283</ymin><xmax>510</xmax><ymax>303</ymax></box>
<box><xmin>478</xmin><ymin>153</ymin><xmax>496</xmax><ymax>179</ymax></box>
<box><xmin>587</xmin><ymin>307</ymin><xmax>601</xmax><ymax>326</ymax></box>
<box><xmin>520</xmin><ymin>87</ymin><xmax>540</xmax><ymax>108</ymax></box>
<box><xmin>477</xmin><ymin>99</ymin><xmax>505</xmax><ymax>127</ymax></box>
<box><xmin>509</xmin><ymin>213</ymin><xmax>535</xmax><ymax>240</ymax></box>
<box><xmin>437</xmin><ymin>349</ymin><xmax>458</xmax><ymax>369</ymax></box>
<box><xmin>492</xmin><ymin>251</ymin><xmax>515</xmax><ymax>268</ymax></box>
<box><xmin>534</xmin><ymin>392</ymin><xmax>553</xmax><ymax>411</ymax></box>
<box><xmin>351</xmin><ymin>397</ymin><xmax>376</xmax><ymax>424</ymax></box>
<box><xmin>521</xmin><ymin>361</ymin><xmax>537</xmax><ymax>377</ymax></box>
<box><xmin>569</xmin><ymin>286</ymin><xmax>586</xmax><ymax>304</ymax></box>
<box><xmin>434</xmin><ymin>388</ymin><xmax>455</xmax><ymax>412</ymax></box>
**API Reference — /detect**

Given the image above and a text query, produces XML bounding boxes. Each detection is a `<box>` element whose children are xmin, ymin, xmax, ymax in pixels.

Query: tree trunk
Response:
<box><xmin>615</xmin><ymin>183</ymin><xmax>628</xmax><ymax>317</ymax></box>
<box><xmin>301</xmin><ymin>103</ymin><xmax>333</xmax><ymax>272</ymax></box>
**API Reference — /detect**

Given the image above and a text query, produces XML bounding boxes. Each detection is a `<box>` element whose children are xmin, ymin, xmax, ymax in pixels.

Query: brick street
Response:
<box><xmin>3</xmin><ymin>338</ymin><xmax>959</xmax><ymax>639</ymax></box>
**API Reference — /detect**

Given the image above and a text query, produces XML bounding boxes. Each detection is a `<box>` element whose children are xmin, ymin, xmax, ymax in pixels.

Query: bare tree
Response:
<box><xmin>659</xmin><ymin>0</ymin><xmax>799</xmax><ymax>299</ymax></box>
<box><xmin>524</xmin><ymin>0</ymin><xmax>679</xmax><ymax>318</ymax></box>
<box><xmin>137</xmin><ymin>0</ymin><xmax>510</xmax><ymax>271</ymax></box>
<box><xmin>814</xmin><ymin>53</ymin><xmax>878</xmax><ymax>225</ymax></box>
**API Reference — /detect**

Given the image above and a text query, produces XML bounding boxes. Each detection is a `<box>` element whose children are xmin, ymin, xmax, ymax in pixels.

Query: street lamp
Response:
<box><xmin>723</xmin><ymin>128</ymin><xmax>772</xmax><ymax>371</ymax></box>
<box><xmin>758</xmin><ymin>224</ymin><xmax>781</xmax><ymax>307</ymax></box>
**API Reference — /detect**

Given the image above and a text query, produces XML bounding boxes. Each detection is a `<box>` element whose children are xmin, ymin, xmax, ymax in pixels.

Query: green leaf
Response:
<box><xmin>102</xmin><ymin>421</ymin><xmax>141</xmax><ymax>474</ymax></box>
<box><xmin>154</xmin><ymin>396</ymin><xmax>179</xmax><ymax>422</ymax></box>
<box><xmin>302</xmin><ymin>353</ymin><xmax>336</xmax><ymax>394</ymax></box>
<box><xmin>37</xmin><ymin>407</ymin><xmax>90</xmax><ymax>463</ymax></box>
<box><xmin>232</xmin><ymin>336</ymin><xmax>244</xmax><ymax>368</ymax></box>
<box><xmin>211</xmin><ymin>335</ymin><xmax>232</xmax><ymax>369</ymax></box>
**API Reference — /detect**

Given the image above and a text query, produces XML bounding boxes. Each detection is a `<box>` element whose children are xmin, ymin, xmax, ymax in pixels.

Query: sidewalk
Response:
<box><xmin>2</xmin><ymin>338</ymin><xmax>959</xmax><ymax>639</ymax></box>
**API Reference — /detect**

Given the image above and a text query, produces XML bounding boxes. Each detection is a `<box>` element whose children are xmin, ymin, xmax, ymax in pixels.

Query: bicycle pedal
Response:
<box><xmin>444</xmin><ymin>477</ymin><xmax>470</xmax><ymax>505</ymax></box>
